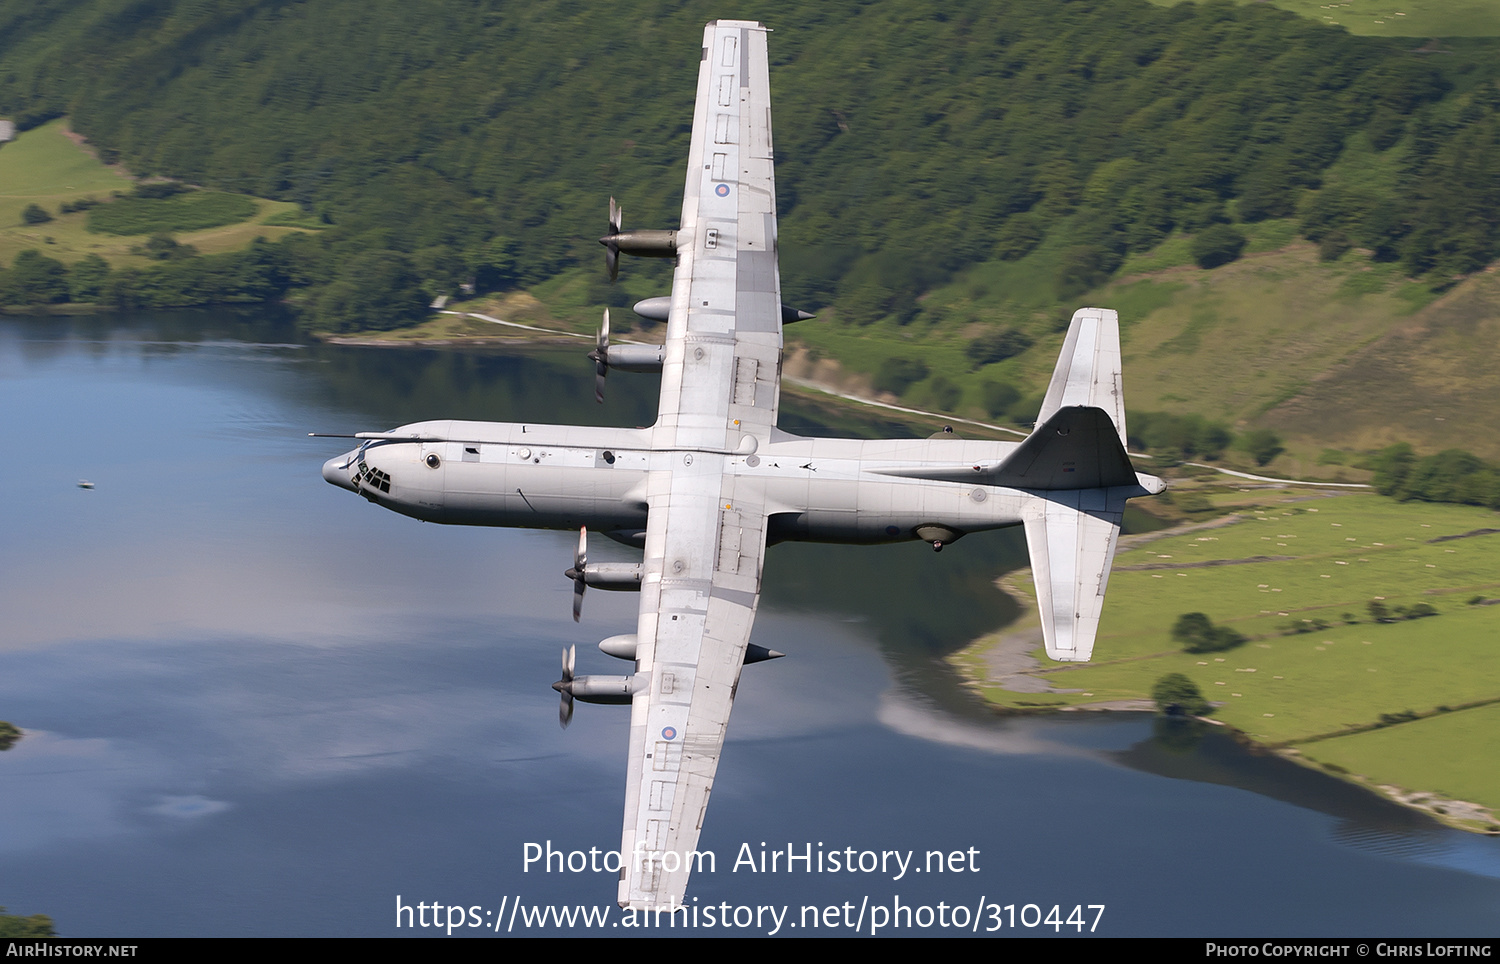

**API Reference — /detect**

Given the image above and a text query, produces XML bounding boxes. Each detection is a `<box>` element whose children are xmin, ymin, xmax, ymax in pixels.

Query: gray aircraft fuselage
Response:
<box><xmin>323</xmin><ymin>420</ymin><xmax>1046</xmax><ymax>547</ymax></box>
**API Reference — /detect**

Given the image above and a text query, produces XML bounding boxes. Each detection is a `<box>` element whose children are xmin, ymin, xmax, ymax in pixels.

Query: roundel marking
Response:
<box><xmin>661</xmin><ymin>726</ymin><xmax>678</xmax><ymax>741</ymax></box>
<box><xmin>714</xmin><ymin>183</ymin><xmax>730</xmax><ymax>197</ymax></box>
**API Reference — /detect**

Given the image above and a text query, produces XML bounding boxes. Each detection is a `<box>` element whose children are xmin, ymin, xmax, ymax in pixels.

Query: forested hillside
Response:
<box><xmin>1</xmin><ymin>0</ymin><xmax>1497</xmax><ymax>329</ymax></box>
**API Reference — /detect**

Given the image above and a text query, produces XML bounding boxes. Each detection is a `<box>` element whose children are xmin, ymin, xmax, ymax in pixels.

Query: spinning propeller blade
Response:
<box><xmin>552</xmin><ymin>644</ymin><xmax>576</xmax><ymax>729</ymax></box>
<box><xmin>564</xmin><ymin>526</ymin><xmax>588</xmax><ymax>621</ymax></box>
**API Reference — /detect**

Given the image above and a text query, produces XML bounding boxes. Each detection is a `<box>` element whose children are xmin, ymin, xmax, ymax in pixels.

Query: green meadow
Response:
<box><xmin>0</xmin><ymin>120</ymin><xmax>311</xmax><ymax>269</ymax></box>
<box><xmin>962</xmin><ymin>490</ymin><xmax>1500</xmax><ymax>827</ymax></box>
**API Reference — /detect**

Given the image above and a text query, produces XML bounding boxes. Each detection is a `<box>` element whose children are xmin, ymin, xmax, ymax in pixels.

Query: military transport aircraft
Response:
<box><xmin>318</xmin><ymin>19</ymin><xmax>1165</xmax><ymax>912</ymax></box>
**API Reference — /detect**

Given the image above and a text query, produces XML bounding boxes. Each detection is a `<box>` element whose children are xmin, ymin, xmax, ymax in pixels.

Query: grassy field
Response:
<box><xmin>0</xmin><ymin>119</ymin><xmax>312</xmax><ymax>269</ymax></box>
<box><xmin>1144</xmin><ymin>0</ymin><xmax>1500</xmax><ymax>37</ymax></box>
<box><xmin>958</xmin><ymin>488</ymin><xmax>1500</xmax><ymax>828</ymax></box>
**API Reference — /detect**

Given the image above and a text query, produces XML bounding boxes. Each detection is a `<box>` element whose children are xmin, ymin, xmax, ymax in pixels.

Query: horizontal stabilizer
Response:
<box><xmin>1022</xmin><ymin>491</ymin><xmax>1123</xmax><ymax>662</ymax></box>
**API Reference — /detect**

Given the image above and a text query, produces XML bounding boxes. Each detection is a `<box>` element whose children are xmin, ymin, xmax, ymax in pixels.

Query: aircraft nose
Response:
<box><xmin>323</xmin><ymin>453</ymin><xmax>357</xmax><ymax>492</ymax></box>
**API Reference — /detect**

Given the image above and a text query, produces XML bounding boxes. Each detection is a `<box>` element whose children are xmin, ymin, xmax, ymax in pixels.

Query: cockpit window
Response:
<box><xmin>355</xmin><ymin>460</ymin><xmax>391</xmax><ymax>493</ymax></box>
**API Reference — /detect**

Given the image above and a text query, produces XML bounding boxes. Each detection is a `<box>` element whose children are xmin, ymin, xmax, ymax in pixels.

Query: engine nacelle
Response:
<box><xmin>606</xmin><ymin>229</ymin><xmax>677</xmax><ymax>257</ymax></box>
<box><xmin>557</xmin><ymin>673</ymin><xmax>639</xmax><ymax>705</ymax></box>
<box><xmin>581</xmin><ymin>563</ymin><xmax>644</xmax><ymax>590</ymax></box>
<box><xmin>601</xmin><ymin>344</ymin><xmax>664</xmax><ymax>373</ymax></box>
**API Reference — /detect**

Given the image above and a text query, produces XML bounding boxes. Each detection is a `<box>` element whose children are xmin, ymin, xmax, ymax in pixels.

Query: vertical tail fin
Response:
<box><xmin>1037</xmin><ymin>307</ymin><xmax>1127</xmax><ymax>447</ymax></box>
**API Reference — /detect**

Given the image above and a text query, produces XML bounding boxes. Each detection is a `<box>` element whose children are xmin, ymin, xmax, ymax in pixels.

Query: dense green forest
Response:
<box><xmin>1</xmin><ymin>0</ymin><xmax>1497</xmax><ymax>330</ymax></box>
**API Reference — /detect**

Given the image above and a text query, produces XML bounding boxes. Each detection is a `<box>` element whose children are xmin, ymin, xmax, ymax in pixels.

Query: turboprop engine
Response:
<box><xmin>564</xmin><ymin>527</ymin><xmax>644</xmax><ymax>621</ymax></box>
<box><xmin>589</xmin><ymin>309</ymin><xmax>664</xmax><ymax>403</ymax></box>
<box><xmin>599</xmin><ymin>197</ymin><xmax>676</xmax><ymax>281</ymax></box>
<box><xmin>553</xmin><ymin>645</ymin><xmax>640</xmax><ymax>728</ymax></box>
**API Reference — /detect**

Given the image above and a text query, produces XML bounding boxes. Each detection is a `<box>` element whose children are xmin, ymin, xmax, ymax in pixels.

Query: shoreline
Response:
<box><xmin>949</xmin><ymin>511</ymin><xmax>1500</xmax><ymax>836</ymax></box>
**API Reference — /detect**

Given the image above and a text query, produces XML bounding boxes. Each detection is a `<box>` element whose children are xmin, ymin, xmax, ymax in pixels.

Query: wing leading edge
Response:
<box><xmin>617</xmin><ymin>19</ymin><xmax>779</xmax><ymax>912</ymax></box>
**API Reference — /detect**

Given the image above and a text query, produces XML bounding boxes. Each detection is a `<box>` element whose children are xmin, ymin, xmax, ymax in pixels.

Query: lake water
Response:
<box><xmin>1</xmin><ymin>309</ymin><xmax>1497</xmax><ymax>937</ymax></box>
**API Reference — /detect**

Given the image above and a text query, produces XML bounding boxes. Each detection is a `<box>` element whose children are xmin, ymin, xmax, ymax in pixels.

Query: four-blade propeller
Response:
<box><xmin>552</xmin><ymin>644</ymin><xmax>577</xmax><ymax>729</ymax></box>
<box><xmin>564</xmin><ymin>526</ymin><xmax>588</xmax><ymax>622</ymax></box>
<box><xmin>587</xmin><ymin>310</ymin><xmax>610</xmax><ymax>404</ymax></box>
<box><xmin>603</xmin><ymin>197</ymin><xmax>623</xmax><ymax>281</ymax></box>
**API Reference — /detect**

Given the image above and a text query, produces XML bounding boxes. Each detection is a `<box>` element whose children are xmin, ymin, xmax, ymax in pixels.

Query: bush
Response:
<box><xmin>20</xmin><ymin>203</ymin><xmax>52</xmax><ymax>225</ymax></box>
<box><xmin>87</xmin><ymin>190</ymin><xmax>256</xmax><ymax>236</ymax></box>
<box><xmin>141</xmin><ymin>234</ymin><xmax>197</xmax><ymax>261</ymax></box>
<box><xmin>872</xmin><ymin>358</ymin><xmax>929</xmax><ymax>396</ymax></box>
<box><xmin>133</xmin><ymin>181</ymin><xmax>186</xmax><ymax>199</ymax></box>
<box><xmin>926</xmin><ymin>375</ymin><xmax>962</xmax><ymax>411</ymax></box>
<box><xmin>980</xmin><ymin>380</ymin><xmax>1019</xmax><ymax>419</ymax></box>
<box><xmin>965</xmin><ymin>327</ymin><xmax>1034</xmax><ymax>369</ymax></box>
<box><xmin>994</xmin><ymin>213</ymin><xmax>1044</xmax><ymax>261</ymax></box>
<box><xmin>1191</xmin><ymin>224</ymin><xmax>1247</xmax><ymax>269</ymax></box>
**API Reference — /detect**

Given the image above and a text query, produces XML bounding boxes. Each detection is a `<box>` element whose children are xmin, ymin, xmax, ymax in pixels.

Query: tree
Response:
<box><xmin>0</xmin><ymin>720</ymin><xmax>19</xmax><ymax>750</ymax></box>
<box><xmin>1238</xmin><ymin>428</ymin><xmax>1283</xmax><ymax>467</ymax></box>
<box><xmin>1172</xmin><ymin>612</ymin><xmax>1247</xmax><ymax>653</ymax></box>
<box><xmin>68</xmin><ymin>254</ymin><xmax>111</xmax><ymax>302</ymax></box>
<box><xmin>142</xmin><ymin>233</ymin><xmax>196</xmax><ymax>261</ymax></box>
<box><xmin>20</xmin><ymin>203</ymin><xmax>52</xmax><ymax>225</ymax></box>
<box><xmin>1152</xmin><ymin>673</ymin><xmax>1209</xmax><ymax>717</ymax></box>
<box><xmin>1055</xmin><ymin>244</ymin><xmax>1115</xmax><ymax>299</ymax></box>
<box><xmin>5</xmin><ymin>250</ymin><xmax>69</xmax><ymax>304</ymax></box>
<box><xmin>1191</xmin><ymin>224</ymin><xmax>1247</xmax><ymax>269</ymax></box>
<box><xmin>1369</xmin><ymin>443</ymin><xmax>1415</xmax><ymax>497</ymax></box>
<box><xmin>311</xmin><ymin>250</ymin><xmax>428</xmax><ymax>333</ymax></box>
<box><xmin>1130</xmin><ymin>412</ymin><xmax>1234</xmax><ymax>460</ymax></box>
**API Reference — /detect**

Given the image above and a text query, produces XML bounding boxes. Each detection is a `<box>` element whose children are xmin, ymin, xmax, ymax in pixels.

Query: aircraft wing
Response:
<box><xmin>616</xmin><ymin>19</ymin><xmax>779</xmax><ymax>911</ymax></box>
<box><xmin>654</xmin><ymin>19</ymin><xmax>783</xmax><ymax>451</ymax></box>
